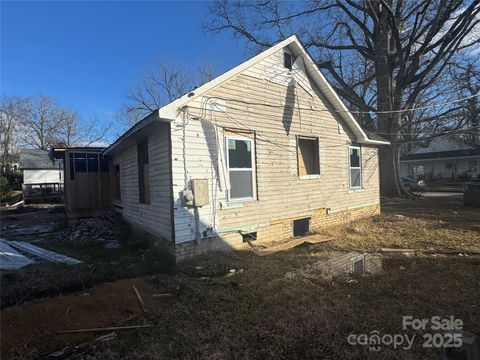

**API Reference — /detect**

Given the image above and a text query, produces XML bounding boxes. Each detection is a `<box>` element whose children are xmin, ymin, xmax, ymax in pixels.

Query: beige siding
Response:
<box><xmin>112</xmin><ymin>126</ymin><xmax>172</xmax><ymax>241</ymax></box>
<box><xmin>171</xmin><ymin>49</ymin><xmax>381</xmax><ymax>244</ymax></box>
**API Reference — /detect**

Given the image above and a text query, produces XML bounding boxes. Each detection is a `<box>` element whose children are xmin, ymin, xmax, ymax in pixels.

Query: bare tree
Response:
<box><xmin>0</xmin><ymin>96</ymin><xmax>28</xmax><ymax>171</ymax></box>
<box><xmin>206</xmin><ymin>0</ymin><xmax>480</xmax><ymax>195</ymax></box>
<box><xmin>57</xmin><ymin>112</ymin><xmax>111</xmax><ymax>148</ymax></box>
<box><xmin>121</xmin><ymin>61</ymin><xmax>216</xmax><ymax>127</ymax></box>
<box><xmin>2</xmin><ymin>95</ymin><xmax>112</xmax><ymax>152</ymax></box>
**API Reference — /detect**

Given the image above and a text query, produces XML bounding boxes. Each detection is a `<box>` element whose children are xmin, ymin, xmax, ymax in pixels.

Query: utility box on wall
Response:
<box><xmin>192</xmin><ymin>179</ymin><xmax>209</xmax><ymax>207</ymax></box>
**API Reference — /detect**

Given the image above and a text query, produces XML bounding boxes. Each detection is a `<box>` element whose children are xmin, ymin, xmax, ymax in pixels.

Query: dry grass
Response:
<box><xmin>320</xmin><ymin>196</ymin><xmax>480</xmax><ymax>253</ymax></box>
<box><xmin>1</xmin><ymin>196</ymin><xmax>479</xmax><ymax>359</ymax></box>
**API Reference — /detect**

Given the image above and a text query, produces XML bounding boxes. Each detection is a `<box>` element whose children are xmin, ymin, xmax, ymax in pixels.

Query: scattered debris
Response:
<box><xmin>380</xmin><ymin>248</ymin><xmax>415</xmax><ymax>256</ymax></box>
<box><xmin>9</xmin><ymin>241</ymin><xmax>81</xmax><ymax>265</ymax></box>
<box><xmin>255</xmin><ymin>234</ymin><xmax>333</xmax><ymax>256</ymax></box>
<box><xmin>152</xmin><ymin>293</ymin><xmax>173</xmax><ymax>298</ymax></box>
<box><xmin>65</xmin><ymin>214</ymin><xmax>124</xmax><ymax>247</ymax></box>
<box><xmin>6</xmin><ymin>200</ymin><xmax>24</xmax><ymax>208</ymax></box>
<box><xmin>1</xmin><ymin>223</ymin><xmax>58</xmax><ymax>237</ymax></box>
<box><xmin>394</xmin><ymin>214</ymin><xmax>408</xmax><ymax>220</ymax></box>
<box><xmin>195</xmin><ymin>266</ymin><xmax>203</xmax><ymax>270</ymax></box>
<box><xmin>57</xmin><ymin>324</ymin><xmax>153</xmax><ymax>334</ymax></box>
<box><xmin>42</xmin><ymin>332</ymin><xmax>116</xmax><ymax>359</ymax></box>
<box><xmin>0</xmin><ymin>239</ymin><xmax>35</xmax><ymax>270</ymax></box>
<box><xmin>132</xmin><ymin>282</ymin><xmax>148</xmax><ymax>313</ymax></box>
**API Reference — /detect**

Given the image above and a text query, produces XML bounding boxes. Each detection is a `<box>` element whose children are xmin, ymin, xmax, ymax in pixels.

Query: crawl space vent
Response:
<box><xmin>293</xmin><ymin>218</ymin><xmax>310</xmax><ymax>237</ymax></box>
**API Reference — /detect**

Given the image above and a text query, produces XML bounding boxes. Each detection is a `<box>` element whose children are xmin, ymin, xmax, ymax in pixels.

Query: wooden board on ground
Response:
<box><xmin>255</xmin><ymin>234</ymin><xmax>333</xmax><ymax>257</ymax></box>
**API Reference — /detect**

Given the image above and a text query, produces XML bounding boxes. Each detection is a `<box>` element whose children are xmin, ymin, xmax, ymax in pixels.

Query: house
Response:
<box><xmin>400</xmin><ymin>136</ymin><xmax>480</xmax><ymax>181</ymax></box>
<box><xmin>104</xmin><ymin>35</ymin><xmax>389</xmax><ymax>261</ymax></box>
<box><xmin>19</xmin><ymin>149</ymin><xmax>64</xmax><ymax>202</ymax></box>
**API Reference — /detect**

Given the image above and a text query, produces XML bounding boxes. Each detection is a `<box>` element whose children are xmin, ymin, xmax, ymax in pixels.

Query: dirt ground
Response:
<box><xmin>1</xmin><ymin>196</ymin><xmax>479</xmax><ymax>359</ymax></box>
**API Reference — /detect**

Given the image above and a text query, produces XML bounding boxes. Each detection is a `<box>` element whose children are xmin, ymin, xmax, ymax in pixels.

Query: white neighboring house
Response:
<box><xmin>19</xmin><ymin>149</ymin><xmax>64</xmax><ymax>188</ymax></box>
<box><xmin>400</xmin><ymin>136</ymin><xmax>480</xmax><ymax>180</ymax></box>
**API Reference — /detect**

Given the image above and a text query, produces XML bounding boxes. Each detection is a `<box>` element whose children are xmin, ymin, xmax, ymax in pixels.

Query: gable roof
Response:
<box><xmin>105</xmin><ymin>35</ymin><xmax>389</xmax><ymax>155</ymax></box>
<box><xmin>19</xmin><ymin>150</ymin><xmax>60</xmax><ymax>170</ymax></box>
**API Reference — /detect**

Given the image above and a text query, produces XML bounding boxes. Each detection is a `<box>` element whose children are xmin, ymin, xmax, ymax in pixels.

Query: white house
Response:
<box><xmin>19</xmin><ymin>149</ymin><xmax>64</xmax><ymax>194</ymax></box>
<box><xmin>104</xmin><ymin>35</ymin><xmax>389</xmax><ymax>261</ymax></box>
<box><xmin>400</xmin><ymin>136</ymin><xmax>480</xmax><ymax>180</ymax></box>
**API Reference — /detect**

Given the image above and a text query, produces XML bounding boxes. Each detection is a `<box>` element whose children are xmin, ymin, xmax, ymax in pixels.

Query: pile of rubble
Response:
<box><xmin>66</xmin><ymin>213</ymin><xmax>124</xmax><ymax>248</ymax></box>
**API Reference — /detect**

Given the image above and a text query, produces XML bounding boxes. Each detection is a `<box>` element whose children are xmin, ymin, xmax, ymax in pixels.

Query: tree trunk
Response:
<box><xmin>374</xmin><ymin>2</ymin><xmax>403</xmax><ymax>196</ymax></box>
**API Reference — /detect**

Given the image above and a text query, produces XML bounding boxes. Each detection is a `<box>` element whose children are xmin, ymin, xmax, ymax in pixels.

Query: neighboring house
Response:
<box><xmin>104</xmin><ymin>35</ymin><xmax>389</xmax><ymax>261</ymax></box>
<box><xmin>400</xmin><ymin>136</ymin><xmax>480</xmax><ymax>180</ymax></box>
<box><xmin>19</xmin><ymin>149</ymin><xmax>64</xmax><ymax>201</ymax></box>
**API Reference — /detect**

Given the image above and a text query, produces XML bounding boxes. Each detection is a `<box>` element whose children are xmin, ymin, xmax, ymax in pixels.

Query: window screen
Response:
<box><xmin>227</xmin><ymin>137</ymin><xmax>255</xmax><ymax>200</ymax></box>
<box><xmin>349</xmin><ymin>146</ymin><xmax>362</xmax><ymax>189</ymax></box>
<box><xmin>298</xmin><ymin>137</ymin><xmax>319</xmax><ymax>176</ymax></box>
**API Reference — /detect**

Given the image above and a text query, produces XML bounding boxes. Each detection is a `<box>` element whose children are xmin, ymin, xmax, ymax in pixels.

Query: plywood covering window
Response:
<box><xmin>226</xmin><ymin>135</ymin><xmax>256</xmax><ymax>201</ymax></box>
<box><xmin>137</xmin><ymin>139</ymin><xmax>150</xmax><ymax>204</ymax></box>
<box><xmin>113</xmin><ymin>164</ymin><xmax>121</xmax><ymax>200</ymax></box>
<box><xmin>349</xmin><ymin>146</ymin><xmax>362</xmax><ymax>189</ymax></box>
<box><xmin>297</xmin><ymin>137</ymin><xmax>320</xmax><ymax>176</ymax></box>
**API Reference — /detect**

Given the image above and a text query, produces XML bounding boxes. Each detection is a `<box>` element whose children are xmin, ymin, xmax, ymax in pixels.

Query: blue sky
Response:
<box><xmin>1</xmin><ymin>1</ymin><xmax>247</xmax><ymax>138</ymax></box>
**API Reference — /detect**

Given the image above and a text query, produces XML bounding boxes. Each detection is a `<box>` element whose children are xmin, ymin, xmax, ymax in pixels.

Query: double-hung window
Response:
<box><xmin>226</xmin><ymin>135</ymin><xmax>256</xmax><ymax>201</ymax></box>
<box><xmin>349</xmin><ymin>146</ymin><xmax>362</xmax><ymax>189</ymax></box>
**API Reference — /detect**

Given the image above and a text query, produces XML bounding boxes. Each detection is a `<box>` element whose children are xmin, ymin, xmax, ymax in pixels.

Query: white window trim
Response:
<box><xmin>349</xmin><ymin>146</ymin><xmax>362</xmax><ymax>190</ymax></box>
<box><xmin>225</xmin><ymin>135</ymin><xmax>257</xmax><ymax>202</ymax></box>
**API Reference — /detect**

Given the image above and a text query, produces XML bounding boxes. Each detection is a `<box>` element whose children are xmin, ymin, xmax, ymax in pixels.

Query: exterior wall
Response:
<box><xmin>170</xmin><ymin>47</ymin><xmax>382</xmax><ymax>252</ymax></box>
<box><xmin>23</xmin><ymin>169</ymin><xmax>63</xmax><ymax>184</ymax></box>
<box><xmin>400</xmin><ymin>156</ymin><xmax>480</xmax><ymax>180</ymax></box>
<box><xmin>176</xmin><ymin>203</ymin><xmax>380</xmax><ymax>261</ymax></box>
<box><xmin>112</xmin><ymin>125</ymin><xmax>173</xmax><ymax>242</ymax></box>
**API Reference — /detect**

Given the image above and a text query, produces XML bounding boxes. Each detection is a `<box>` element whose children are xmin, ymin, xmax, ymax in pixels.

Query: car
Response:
<box><xmin>401</xmin><ymin>177</ymin><xmax>426</xmax><ymax>192</ymax></box>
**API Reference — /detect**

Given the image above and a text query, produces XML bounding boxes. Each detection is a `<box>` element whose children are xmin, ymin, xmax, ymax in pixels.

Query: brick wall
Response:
<box><xmin>175</xmin><ymin>203</ymin><xmax>380</xmax><ymax>261</ymax></box>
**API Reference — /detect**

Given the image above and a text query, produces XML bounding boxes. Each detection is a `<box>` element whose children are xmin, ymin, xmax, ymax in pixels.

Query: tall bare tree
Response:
<box><xmin>121</xmin><ymin>61</ymin><xmax>216</xmax><ymax>127</ymax></box>
<box><xmin>206</xmin><ymin>0</ymin><xmax>480</xmax><ymax>195</ymax></box>
<box><xmin>0</xmin><ymin>96</ymin><xmax>28</xmax><ymax>172</ymax></box>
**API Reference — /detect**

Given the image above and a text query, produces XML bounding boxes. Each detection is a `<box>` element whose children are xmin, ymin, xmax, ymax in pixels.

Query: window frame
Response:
<box><xmin>297</xmin><ymin>136</ymin><xmax>320</xmax><ymax>178</ymax></box>
<box><xmin>225</xmin><ymin>134</ymin><xmax>257</xmax><ymax>202</ymax></box>
<box><xmin>348</xmin><ymin>146</ymin><xmax>362</xmax><ymax>190</ymax></box>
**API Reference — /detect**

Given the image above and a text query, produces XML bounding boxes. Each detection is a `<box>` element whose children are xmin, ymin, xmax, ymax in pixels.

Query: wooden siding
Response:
<box><xmin>170</xmin><ymin>48</ymin><xmax>381</xmax><ymax>244</ymax></box>
<box><xmin>112</xmin><ymin>125</ymin><xmax>172</xmax><ymax>241</ymax></box>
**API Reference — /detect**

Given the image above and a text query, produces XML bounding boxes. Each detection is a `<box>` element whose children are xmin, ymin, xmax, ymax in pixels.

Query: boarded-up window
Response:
<box><xmin>349</xmin><ymin>146</ymin><xmax>362</xmax><ymax>189</ymax></box>
<box><xmin>226</xmin><ymin>136</ymin><xmax>255</xmax><ymax>201</ymax></box>
<box><xmin>113</xmin><ymin>164</ymin><xmax>121</xmax><ymax>200</ymax></box>
<box><xmin>137</xmin><ymin>139</ymin><xmax>150</xmax><ymax>204</ymax></box>
<box><xmin>297</xmin><ymin>137</ymin><xmax>319</xmax><ymax>176</ymax></box>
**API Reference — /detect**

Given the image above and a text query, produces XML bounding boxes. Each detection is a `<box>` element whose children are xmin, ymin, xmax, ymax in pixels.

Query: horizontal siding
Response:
<box><xmin>171</xmin><ymin>49</ymin><xmax>380</xmax><ymax>243</ymax></box>
<box><xmin>112</xmin><ymin>124</ymin><xmax>172</xmax><ymax>241</ymax></box>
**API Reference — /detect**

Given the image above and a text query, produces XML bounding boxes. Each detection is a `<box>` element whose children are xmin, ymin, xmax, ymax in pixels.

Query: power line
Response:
<box><xmin>202</xmin><ymin>92</ymin><xmax>479</xmax><ymax>116</ymax></box>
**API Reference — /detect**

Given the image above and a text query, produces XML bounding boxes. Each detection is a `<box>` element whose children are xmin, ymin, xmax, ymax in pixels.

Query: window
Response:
<box><xmin>113</xmin><ymin>164</ymin><xmax>121</xmax><ymax>199</ymax></box>
<box><xmin>284</xmin><ymin>52</ymin><xmax>293</xmax><ymax>70</ymax></box>
<box><xmin>349</xmin><ymin>146</ymin><xmax>362</xmax><ymax>189</ymax></box>
<box><xmin>137</xmin><ymin>139</ymin><xmax>150</xmax><ymax>204</ymax></box>
<box><xmin>226</xmin><ymin>136</ymin><xmax>256</xmax><ymax>201</ymax></box>
<box><xmin>446</xmin><ymin>163</ymin><xmax>453</xmax><ymax>170</ymax></box>
<box><xmin>297</xmin><ymin>137</ymin><xmax>320</xmax><ymax>176</ymax></box>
